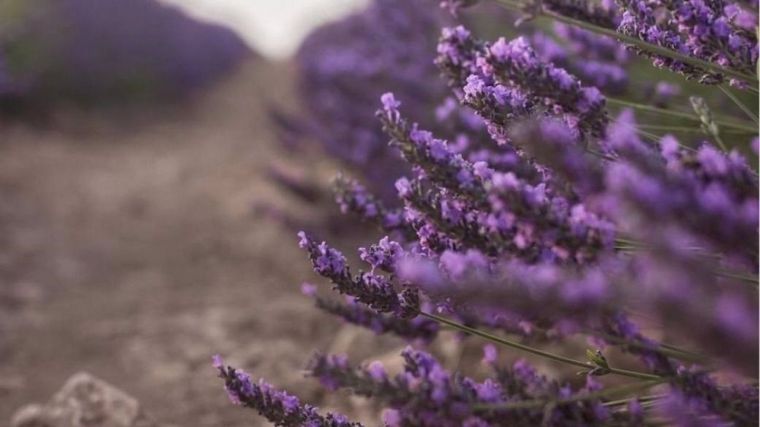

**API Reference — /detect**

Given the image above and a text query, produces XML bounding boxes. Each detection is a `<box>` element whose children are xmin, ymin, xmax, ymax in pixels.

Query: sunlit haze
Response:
<box><xmin>158</xmin><ymin>0</ymin><xmax>368</xmax><ymax>59</ymax></box>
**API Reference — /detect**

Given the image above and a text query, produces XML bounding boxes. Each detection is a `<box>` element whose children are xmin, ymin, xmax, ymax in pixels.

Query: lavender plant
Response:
<box><xmin>284</xmin><ymin>0</ymin><xmax>447</xmax><ymax>200</ymax></box>
<box><xmin>0</xmin><ymin>0</ymin><xmax>249</xmax><ymax>108</ymax></box>
<box><xmin>218</xmin><ymin>0</ymin><xmax>758</xmax><ymax>425</ymax></box>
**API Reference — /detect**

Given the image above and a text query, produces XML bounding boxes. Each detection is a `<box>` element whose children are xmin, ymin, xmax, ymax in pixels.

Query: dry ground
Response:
<box><xmin>0</xmin><ymin>59</ymin><xmax>406</xmax><ymax>426</ymax></box>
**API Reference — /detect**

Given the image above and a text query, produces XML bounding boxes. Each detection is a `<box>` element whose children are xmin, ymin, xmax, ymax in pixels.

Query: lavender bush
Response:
<box><xmin>281</xmin><ymin>0</ymin><xmax>448</xmax><ymax>200</ymax></box>
<box><xmin>219</xmin><ymin>0</ymin><xmax>758</xmax><ymax>425</ymax></box>
<box><xmin>279</xmin><ymin>0</ymin><xmax>728</xmax><ymax>204</ymax></box>
<box><xmin>0</xmin><ymin>0</ymin><xmax>249</xmax><ymax>109</ymax></box>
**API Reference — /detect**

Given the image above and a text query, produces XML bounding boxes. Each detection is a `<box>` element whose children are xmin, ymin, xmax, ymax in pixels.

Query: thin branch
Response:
<box><xmin>420</xmin><ymin>311</ymin><xmax>663</xmax><ymax>380</ymax></box>
<box><xmin>603</xmin><ymin>393</ymin><xmax>669</xmax><ymax>407</ymax></box>
<box><xmin>606</xmin><ymin>98</ymin><xmax>757</xmax><ymax>133</ymax></box>
<box><xmin>718</xmin><ymin>85</ymin><xmax>759</xmax><ymax>125</ymax></box>
<box><xmin>474</xmin><ymin>379</ymin><xmax>665</xmax><ymax>411</ymax></box>
<box><xmin>637</xmin><ymin>124</ymin><xmax>756</xmax><ymax>134</ymax></box>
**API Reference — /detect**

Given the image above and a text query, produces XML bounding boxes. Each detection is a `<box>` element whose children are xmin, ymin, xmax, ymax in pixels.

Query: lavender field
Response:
<box><xmin>2</xmin><ymin>1</ymin><xmax>758</xmax><ymax>426</ymax></box>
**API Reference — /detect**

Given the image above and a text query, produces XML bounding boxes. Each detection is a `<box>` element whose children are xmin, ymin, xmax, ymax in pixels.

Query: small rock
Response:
<box><xmin>10</xmin><ymin>405</ymin><xmax>45</xmax><ymax>427</ymax></box>
<box><xmin>11</xmin><ymin>372</ymin><xmax>159</xmax><ymax>427</ymax></box>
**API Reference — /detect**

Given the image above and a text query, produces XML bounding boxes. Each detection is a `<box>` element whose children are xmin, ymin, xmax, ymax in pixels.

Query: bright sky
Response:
<box><xmin>158</xmin><ymin>0</ymin><xmax>368</xmax><ymax>59</ymax></box>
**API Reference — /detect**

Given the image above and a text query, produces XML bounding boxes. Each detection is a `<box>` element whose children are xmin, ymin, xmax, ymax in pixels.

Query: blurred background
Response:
<box><xmin>0</xmin><ymin>1</ymin><xmax>402</xmax><ymax>426</ymax></box>
<box><xmin>159</xmin><ymin>0</ymin><xmax>368</xmax><ymax>59</ymax></box>
<box><xmin>1</xmin><ymin>1</ymin><xmax>755</xmax><ymax>426</ymax></box>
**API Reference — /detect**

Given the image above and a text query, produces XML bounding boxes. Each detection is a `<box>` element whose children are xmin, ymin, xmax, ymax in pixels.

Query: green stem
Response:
<box><xmin>712</xmin><ymin>268</ymin><xmax>760</xmax><ymax>286</ymax></box>
<box><xmin>654</xmin><ymin>343</ymin><xmax>711</xmax><ymax>362</ymax></box>
<box><xmin>637</xmin><ymin>124</ymin><xmax>755</xmax><ymax>134</ymax></box>
<box><xmin>657</xmin><ymin>343</ymin><xmax>695</xmax><ymax>355</ymax></box>
<box><xmin>606</xmin><ymin>98</ymin><xmax>757</xmax><ymax>133</ymax></box>
<box><xmin>615</xmin><ymin>237</ymin><xmax>647</xmax><ymax>245</ymax></box>
<box><xmin>603</xmin><ymin>393</ymin><xmax>668</xmax><ymax>407</ymax></box>
<box><xmin>609</xmin><ymin>366</ymin><xmax>665</xmax><ymax>380</ymax></box>
<box><xmin>617</xmin><ymin>246</ymin><xmax>758</xmax><ymax>287</ymax></box>
<box><xmin>421</xmin><ymin>312</ymin><xmax>588</xmax><ymax>368</ymax></box>
<box><xmin>475</xmin><ymin>379</ymin><xmax>665</xmax><ymax>411</ymax></box>
<box><xmin>593</xmin><ymin>331</ymin><xmax>709</xmax><ymax>364</ymax></box>
<box><xmin>712</xmin><ymin>132</ymin><xmax>728</xmax><ymax>152</ymax></box>
<box><xmin>612</xmin><ymin>119</ymin><xmax>697</xmax><ymax>151</ymax></box>
<box><xmin>718</xmin><ymin>85</ymin><xmax>759</xmax><ymax>125</ymax></box>
<box><xmin>420</xmin><ymin>312</ymin><xmax>662</xmax><ymax>381</ymax></box>
<box><xmin>635</xmin><ymin>128</ymin><xmax>668</xmax><ymax>142</ymax></box>
<box><xmin>441</xmin><ymin>313</ymin><xmax>708</xmax><ymax>363</ymax></box>
<box><xmin>586</xmin><ymin>148</ymin><xmax>617</xmax><ymax>161</ymax></box>
<box><xmin>623</xmin><ymin>241</ymin><xmax>760</xmax><ymax>285</ymax></box>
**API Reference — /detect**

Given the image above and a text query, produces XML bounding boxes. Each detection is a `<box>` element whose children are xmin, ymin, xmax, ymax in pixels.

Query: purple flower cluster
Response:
<box><xmin>507</xmin><ymin>114</ymin><xmax>759</xmax><ymax>372</ymax></box>
<box><xmin>380</xmin><ymin>95</ymin><xmax>614</xmax><ymax>263</ymax></box>
<box><xmin>510</xmin><ymin>110</ymin><xmax>758</xmax><ymax>267</ymax></box>
<box><xmin>532</xmin><ymin>24</ymin><xmax>631</xmax><ymax>93</ymax></box>
<box><xmin>602</xmin><ymin>111</ymin><xmax>758</xmax><ymax>266</ymax></box>
<box><xmin>297</xmin><ymin>231</ymin><xmax>419</xmax><ymax>317</ymax></box>
<box><xmin>308</xmin><ymin>347</ymin><xmax>635</xmax><ymax>427</ymax></box>
<box><xmin>275</xmin><ymin>89</ymin><xmax>754</xmax><ymax>424</ymax></box>
<box><xmin>280</xmin><ymin>0</ymin><xmax>756</xmax><ymax>223</ymax></box>
<box><xmin>213</xmin><ymin>355</ymin><xmax>361</xmax><ymax>427</ymax></box>
<box><xmin>333</xmin><ymin>176</ymin><xmax>410</xmax><ymax>235</ymax></box>
<box><xmin>399</xmin><ymin>253</ymin><xmax>623</xmax><ymax>327</ymax></box>
<box><xmin>218</xmin><ymin>2</ymin><xmax>758</xmax><ymax>426</ymax></box>
<box><xmin>304</xmin><ymin>283</ymin><xmax>439</xmax><ymax>342</ymax></box>
<box><xmin>617</xmin><ymin>0</ymin><xmax>758</xmax><ymax>85</ymax></box>
<box><xmin>437</xmin><ymin>26</ymin><xmax>609</xmax><ymax>139</ymax></box>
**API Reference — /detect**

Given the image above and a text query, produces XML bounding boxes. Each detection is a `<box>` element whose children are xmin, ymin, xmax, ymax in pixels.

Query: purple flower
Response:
<box><xmin>301</xmin><ymin>282</ymin><xmax>318</xmax><ymax>297</ymax></box>
<box><xmin>438</xmin><ymin>28</ymin><xmax>609</xmax><ymax>138</ymax></box>
<box><xmin>333</xmin><ymin>176</ymin><xmax>414</xmax><ymax>237</ymax></box>
<box><xmin>616</xmin><ymin>0</ymin><xmax>757</xmax><ymax>86</ymax></box>
<box><xmin>360</xmin><ymin>237</ymin><xmax>405</xmax><ymax>272</ymax></box>
<box><xmin>220</xmin><ymin>4</ymin><xmax>759</xmax><ymax>426</ymax></box>
<box><xmin>298</xmin><ymin>232</ymin><xmax>419</xmax><ymax>316</ymax></box>
<box><xmin>311</xmin><ymin>294</ymin><xmax>438</xmax><ymax>342</ymax></box>
<box><xmin>213</xmin><ymin>356</ymin><xmax>361</xmax><ymax>426</ymax></box>
<box><xmin>308</xmin><ymin>348</ymin><xmax>624</xmax><ymax>426</ymax></box>
<box><xmin>381</xmin><ymin>92</ymin><xmax>402</xmax><ymax>111</ymax></box>
<box><xmin>383</xmin><ymin>409</ymin><xmax>402</xmax><ymax>427</ymax></box>
<box><xmin>482</xmin><ymin>344</ymin><xmax>498</xmax><ymax>365</ymax></box>
<box><xmin>652</xmin><ymin>81</ymin><xmax>681</xmax><ymax>106</ymax></box>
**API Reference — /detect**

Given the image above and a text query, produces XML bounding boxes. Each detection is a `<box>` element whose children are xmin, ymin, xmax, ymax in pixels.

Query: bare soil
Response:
<box><xmin>0</xmin><ymin>60</ymin><xmax>405</xmax><ymax>426</ymax></box>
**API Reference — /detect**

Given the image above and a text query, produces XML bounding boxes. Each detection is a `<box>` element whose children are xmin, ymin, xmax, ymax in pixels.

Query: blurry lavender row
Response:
<box><xmin>281</xmin><ymin>0</ymin><xmax>687</xmax><ymax>203</ymax></box>
<box><xmin>286</xmin><ymin>0</ymin><xmax>448</xmax><ymax>200</ymax></box>
<box><xmin>0</xmin><ymin>0</ymin><xmax>251</xmax><ymax>110</ymax></box>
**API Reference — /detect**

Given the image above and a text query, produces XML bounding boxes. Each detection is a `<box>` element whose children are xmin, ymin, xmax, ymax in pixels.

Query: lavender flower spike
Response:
<box><xmin>482</xmin><ymin>35</ymin><xmax>609</xmax><ymax>138</ymax></box>
<box><xmin>213</xmin><ymin>355</ymin><xmax>362</xmax><ymax>427</ymax></box>
<box><xmin>309</xmin><ymin>349</ymin><xmax>639</xmax><ymax>426</ymax></box>
<box><xmin>333</xmin><ymin>176</ymin><xmax>411</xmax><ymax>236</ymax></box>
<box><xmin>311</xmin><ymin>295</ymin><xmax>438</xmax><ymax>342</ymax></box>
<box><xmin>298</xmin><ymin>231</ymin><xmax>419</xmax><ymax>316</ymax></box>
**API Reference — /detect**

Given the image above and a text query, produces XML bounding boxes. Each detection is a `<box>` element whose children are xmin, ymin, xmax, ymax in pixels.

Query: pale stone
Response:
<box><xmin>11</xmin><ymin>372</ymin><xmax>158</xmax><ymax>427</ymax></box>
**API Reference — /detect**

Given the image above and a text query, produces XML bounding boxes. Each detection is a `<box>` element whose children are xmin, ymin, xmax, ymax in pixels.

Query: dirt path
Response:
<box><xmin>0</xmin><ymin>60</ymin><xmax>400</xmax><ymax>426</ymax></box>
